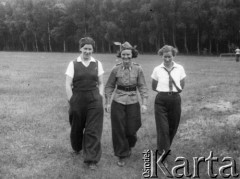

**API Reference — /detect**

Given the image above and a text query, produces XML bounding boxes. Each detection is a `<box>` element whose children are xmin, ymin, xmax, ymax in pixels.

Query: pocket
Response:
<box><xmin>116</xmin><ymin>71</ymin><xmax>123</xmax><ymax>78</ymax></box>
<box><xmin>130</xmin><ymin>72</ymin><xmax>138</xmax><ymax>84</ymax></box>
<box><xmin>92</xmin><ymin>90</ymin><xmax>102</xmax><ymax>101</ymax></box>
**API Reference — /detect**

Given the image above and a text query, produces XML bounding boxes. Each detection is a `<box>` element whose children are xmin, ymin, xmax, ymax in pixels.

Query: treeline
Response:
<box><xmin>0</xmin><ymin>0</ymin><xmax>240</xmax><ymax>54</ymax></box>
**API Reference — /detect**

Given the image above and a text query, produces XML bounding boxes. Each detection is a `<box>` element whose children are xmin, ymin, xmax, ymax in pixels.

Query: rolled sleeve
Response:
<box><xmin>137</xmin><ymin>67</ymin><xmax>148</xmax><ymax>99</ymax></box>
<box><xmin>98</xmin><ymin>61</ymin><xmax>104</xmax><ymax>76</ymax></box>
<box><xmin>151</xmin><ymin>67</ymin><xmax>158</xmax><ymax>81</ymax></box>
<box><xmin>180</xmin><ymin>66</ymin><xmax>186</xmax><ymax>80</ymax></box>
<box><xmin>65</xmin><ymin>61</ymin><xmax>74</xmax><ymax>78</ymax></box>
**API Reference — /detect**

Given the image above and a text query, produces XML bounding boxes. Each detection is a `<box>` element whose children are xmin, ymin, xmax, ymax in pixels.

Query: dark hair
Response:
<box><xmin>79</xmin><ymin>37</ymin><xmax>95</xmax><ymax>49</ymax></box>
<box><xmin>158</xmin><ymin>45</ymin><xmax>178</xmax><ymax>56</ymax></box>
<box><xmin>116</xmin><ymin>48</ymin><xmax>138</xmax><ymax>58</ymax></box>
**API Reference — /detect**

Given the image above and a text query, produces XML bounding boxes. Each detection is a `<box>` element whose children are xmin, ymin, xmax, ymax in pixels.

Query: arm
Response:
<box><xmin>152</xmin><ymin>79</ymin><xmax>158</xmax><ymax>92</ymax></box>
<box><xmin>105</xmin><ymin>68</ymin><xmax>117</xmax><ymax>105</ymax></box>
<box><xmin>66</xmin><ymin>75</ymin><xmax>73</xmax><ymax>102</ymax></box>
<box><xmin>137</xmin><ymin>67</ymin><xmax>148</xmax><ymax>113</ymax></box>
<box><xmin>98</xmin><ymin>74</ymin><xmax>105</xmax><ymax>105</ymax></box>
<box><xmin>97</xmin><ymin>61</ymin><xmax>104</xmax><ymax>97</ymax></box>
<box><xmin>180</xmin><ymin>66</ymin><xmax>186</xmax><ymax>90</ymax></box>
<box><xmin>137</xmin><ymin>67</ymin><xmax>148</xmax><ymax>106</ymax></box>
<box><xmin>98</xmin><ymin>75</ymin><xmax>104</xmax><ymax>97</ymax></box>
<box><xmin>180</xmin><ymin>78</ymin><xmax>185</xmax><ymax>90</ymax></box>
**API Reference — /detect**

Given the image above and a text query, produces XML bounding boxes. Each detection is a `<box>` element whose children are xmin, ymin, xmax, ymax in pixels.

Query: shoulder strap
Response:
<box><xmin>171</xmin><ymin>77</ymin><xmax>182</xmax><ymax>93</ymax></box>
<box><xmin>163</xmin><ymin>67</ymin><xmax>182</xmax><ymax>93</ymax></box>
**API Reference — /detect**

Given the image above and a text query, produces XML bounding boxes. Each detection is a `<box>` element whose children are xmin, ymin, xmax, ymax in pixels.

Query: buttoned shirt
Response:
<box><xmin>151</xmin><ymin>62</ymin><xmax>186</xmax><ymax>92</ymax></box>
<box><xmin>65</xmin><ymin>56</ymin><xmax>104</xmax><ymax>78</ymax></box>
<box><xmin>105</xmin><ymin>62</ymin><xmax>148</xmax><ymax>105</ymax></box>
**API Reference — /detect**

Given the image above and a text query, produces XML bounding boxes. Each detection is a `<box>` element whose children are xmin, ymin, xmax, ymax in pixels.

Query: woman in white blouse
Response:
<box><xmin>151</xmin><ymin>45</ymin><xmax>186</xmax><ymax>163</ymax></box>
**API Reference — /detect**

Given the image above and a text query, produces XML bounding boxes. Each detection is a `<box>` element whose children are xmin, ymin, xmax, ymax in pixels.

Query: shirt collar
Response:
<box><xmin>122</xmin><ymin>64</ymin><xmax>132</xmax><ymax>71</ymax></box>
<box><xmin>77</xmin><ymin>56</ymin><xmax>96</xmax><ymax>63</ymax></box>
<box><xmin>160</xmin><ymin>61</ymin><xmax>177</xmax><ymax>69</ymax></box>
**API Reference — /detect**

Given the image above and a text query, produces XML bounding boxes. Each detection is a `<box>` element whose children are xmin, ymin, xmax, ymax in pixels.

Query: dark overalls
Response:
<box><xmin>69</xmin><ymin>60</ymin><xmax>103</xmax><ymax>164</ymax></box>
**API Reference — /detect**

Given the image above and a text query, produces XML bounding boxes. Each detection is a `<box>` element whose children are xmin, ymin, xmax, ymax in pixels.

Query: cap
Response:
<box><xmin>120</xmin><ymin>42</ymin><xmax>133</xmax><ymax>51</ymax></box>
<box><xmin>114</xmin><ymin>41</ymin><xmax>138</xmax><ymax>58</ymax></box>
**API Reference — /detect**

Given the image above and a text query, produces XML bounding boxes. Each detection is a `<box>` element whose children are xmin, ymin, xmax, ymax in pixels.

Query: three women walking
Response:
<box><xmin>65</xmin><ymin>38</ymin><xmax>185</xmax><ymax>169</ymax></box>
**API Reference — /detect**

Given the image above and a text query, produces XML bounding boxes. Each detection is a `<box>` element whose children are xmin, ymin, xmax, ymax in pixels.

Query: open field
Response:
<box><xmin>0</xmin><ymin>52</ymin><xmax>240</xmax><ymax>179</ymax></box>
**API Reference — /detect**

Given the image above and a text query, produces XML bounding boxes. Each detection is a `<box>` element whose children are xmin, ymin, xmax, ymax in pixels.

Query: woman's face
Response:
<box><xmin>80</xmin><ymin>44</ymin><xmax>93</xmax><ymax>60</ymax></box>
<box><xmin>121</xmin><ymin>49</ymin><xmax>132</xmax><ymax>67</ymax></box>
<box><xmin>162</xmin><ymin>51</ymin><xmax>174</xmax><ymax>66</ymax></box>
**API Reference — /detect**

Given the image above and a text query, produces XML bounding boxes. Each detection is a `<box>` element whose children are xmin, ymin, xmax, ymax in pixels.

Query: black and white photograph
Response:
<box><xmin>0</xmin><ymin>0</ymin><xmax>240</xmax><ymax>178</ymax></box>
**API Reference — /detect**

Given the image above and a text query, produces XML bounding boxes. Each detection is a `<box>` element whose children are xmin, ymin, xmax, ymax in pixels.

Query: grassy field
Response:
<box><xmin>0</xmin><ymin>52</ymin><xmax>240</xmax><ymax>179</ymax></box>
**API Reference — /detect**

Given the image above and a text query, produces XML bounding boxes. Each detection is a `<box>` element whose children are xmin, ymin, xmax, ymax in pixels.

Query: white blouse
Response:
<box><xmin>151</xmin><ymin>62</ymin><xmax>186</xmax><ymax>92</ymax></box>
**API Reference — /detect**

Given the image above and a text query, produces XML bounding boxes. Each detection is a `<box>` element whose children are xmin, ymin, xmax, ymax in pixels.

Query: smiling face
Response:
<box><xmin>80</xmin><ymin>44</ymin><xmax>93</xmax><ymax>60</ymax></box>
<box><xmin>121</xmin><ymin>49</ymin><xmax>132</xmax><ymax>67</ymax></box>
<box><xmin>162</xmin><ymin>51</ymin><xmax>174</xmax><ymax>67</ymax></box>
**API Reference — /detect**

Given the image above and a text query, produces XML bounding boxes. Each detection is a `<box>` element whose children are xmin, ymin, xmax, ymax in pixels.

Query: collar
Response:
<box><xmin>160</xmin><ymin>61</ymin><xmax>177</xmax><ymax>69</ymax></box>
<box><xmin>122</xmin><ymin>63</ymin><xmax>132</xmax><ymax>71</ymax></box>
<box><xmin>77</xmin><ymin>56</ymin><xmax>96</xmax><ymax>63</ymax></box>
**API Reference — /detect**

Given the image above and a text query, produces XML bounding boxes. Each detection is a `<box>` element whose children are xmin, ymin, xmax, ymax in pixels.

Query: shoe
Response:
<box><xmin>117</xmin><ymin>158</ymin><xmax>125</xmax><ymax>167</ymax></box>
<box><xmin>88</xmin><ymin>163</ymin><xmax>97</xmax><ymax>170</ymax></box>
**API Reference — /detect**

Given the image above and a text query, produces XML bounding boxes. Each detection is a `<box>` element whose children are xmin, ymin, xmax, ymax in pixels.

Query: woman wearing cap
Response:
<box><xmin>151</xmin><ymin>45</ymin><xmax>186</xmax><ymax>163</ymax></box>
<box><xmin>105</xmin><ymin>42</ymin><xmax>148</xmax><ymax>167</ymax></box>
<box><xmin>65</xmin><ymin>37</ymin><xmax>104</xmax><ymax>170</ymax></box>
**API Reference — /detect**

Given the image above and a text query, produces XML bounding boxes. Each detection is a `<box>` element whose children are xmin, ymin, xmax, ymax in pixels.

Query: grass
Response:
<box><xmin>0</xmin><ymin>52</ymin><xmax>240</xmax><ymax>179</ymax></box>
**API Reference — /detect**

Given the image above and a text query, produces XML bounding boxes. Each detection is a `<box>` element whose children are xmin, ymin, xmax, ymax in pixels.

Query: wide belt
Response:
<box><xmin>158</xmin><ymin>92</ymin><xmax>179</xmax><ymax>96</ymax></box>
<box><xmin>117</xmin><ymin>85</ymin><xmax>137</xmax><ymax>91</ymax></box>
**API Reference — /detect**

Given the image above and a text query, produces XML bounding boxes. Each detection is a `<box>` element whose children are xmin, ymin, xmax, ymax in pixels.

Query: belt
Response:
<box><xmin>158</xmin><ymin>92</ymin><xmax>179</xmax><ymax>96</ymax></box>
<box><xmin>117</xmin><ymin>85</ymin><xmax>137</xmax><ymax>91</ymax></box>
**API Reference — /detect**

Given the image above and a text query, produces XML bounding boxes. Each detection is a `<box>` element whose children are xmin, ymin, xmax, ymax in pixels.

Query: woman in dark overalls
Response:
<box><xmin>65</xmin><ymin>37</ymin><xmax>104</xmax><ymax>170</ymax></box>
<box><xmin>105</xmin><ymin>42</ymin><xmax>148</xmax><ymax>167</ymax></box>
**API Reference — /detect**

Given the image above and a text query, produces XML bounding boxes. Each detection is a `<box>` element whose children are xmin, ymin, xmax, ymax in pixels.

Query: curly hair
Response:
<box><xmin>158</xmin><ymin>45</ymin><xmax>178</xmax><ymax>56</ymax></box>
<box><xmin>79</xmin><ymin>37</ymin><xmax>95</xmax><ymax>49</ymax></box>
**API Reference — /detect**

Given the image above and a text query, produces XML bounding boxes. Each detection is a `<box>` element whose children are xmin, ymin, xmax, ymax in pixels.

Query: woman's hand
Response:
<box><xmin>141</xmin><ymin>104</ymin><xmax>147</xmax><ymax>114</ymax></box>
<box><xmin>105</xmin><ymin>104</ymin><xmax>111</xmax><ymax>113</ymax></box>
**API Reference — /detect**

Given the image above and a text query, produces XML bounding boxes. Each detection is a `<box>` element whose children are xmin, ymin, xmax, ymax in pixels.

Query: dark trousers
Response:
<box><xmin>154</xmin><ymin>93</ymin><xmax>181</xmax><ymax>155</ymax></box>
<box><xmin>69</xmin><ymin>89</ymin><xmax>103</xmax><ymax>163</ymax></box>
<box><xmin>111</xmin><ymin>101</ymin><xmax>141</xmax><ymax>158</ymax></box>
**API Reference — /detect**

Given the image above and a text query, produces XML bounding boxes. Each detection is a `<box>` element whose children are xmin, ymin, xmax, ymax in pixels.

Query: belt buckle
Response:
<box><xmin>125</xmin><ymin>86</ymin><xmax>130</xmax><ymax>91</ymax></box>
<box><xmin>168</xmin><ymin>92</ymin><xmax>173</xmax><ymax>95</ymax></box>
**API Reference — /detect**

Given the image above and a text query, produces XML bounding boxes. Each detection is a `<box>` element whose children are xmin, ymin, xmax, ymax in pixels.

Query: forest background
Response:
<box><xmin>0</xmin><ymin>0</ymin><xmax>240</xmax><ymax>54</ymax></box>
